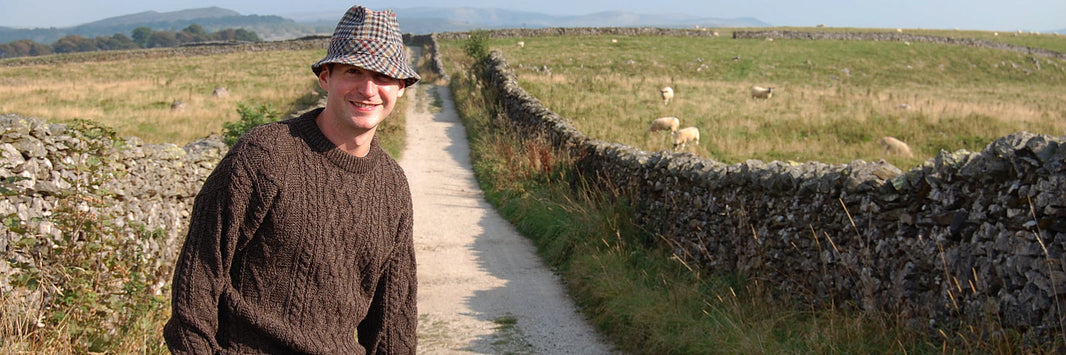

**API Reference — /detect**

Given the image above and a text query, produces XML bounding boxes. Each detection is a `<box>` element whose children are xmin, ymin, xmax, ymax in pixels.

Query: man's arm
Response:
<box><xmin>358</xmin><ymin>196</ymin><xmax>417</xmax><ymax>354</ymax></box>
<box><xmin>163</xmin><ymin>147</ymin><xmax>262</xmax><ymax>354</ymax></box>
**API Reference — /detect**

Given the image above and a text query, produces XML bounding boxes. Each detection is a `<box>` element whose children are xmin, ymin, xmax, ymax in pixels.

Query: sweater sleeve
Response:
<box><xmin>164</xmin><ymin>143</ymin><xmax>275</xmax><ymax>354</ymax></box>
<box><xmin>358</xmin><ymin>190</ymin><xmax>418</xmax><ymax>354</ymax></box>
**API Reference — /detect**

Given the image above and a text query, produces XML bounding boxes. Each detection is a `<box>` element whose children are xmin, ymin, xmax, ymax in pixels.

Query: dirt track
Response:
<box><xmin>399</xmin><ymin>81</ymin><xmax>615</xmax><ymax>354</ymax></box>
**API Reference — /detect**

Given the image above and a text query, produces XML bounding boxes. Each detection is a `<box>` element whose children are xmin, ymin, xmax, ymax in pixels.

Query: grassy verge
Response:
<box><xmin>443</xmin><ymin>33</ymin><xmax>1060</xmax><ymax>353</ymax></box>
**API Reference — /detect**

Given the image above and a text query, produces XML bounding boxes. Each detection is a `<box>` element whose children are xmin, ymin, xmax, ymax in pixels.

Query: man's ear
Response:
<box><xmin>317</xmin><ymin>68</ymin><xmax>330</xmax><ymax>91</ymax></box>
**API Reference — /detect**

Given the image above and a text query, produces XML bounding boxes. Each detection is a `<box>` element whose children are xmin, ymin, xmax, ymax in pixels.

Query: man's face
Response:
<box><xmin>318</xmin><ymin>63</ymin><xmax>406</xmax><ymax>135</ymax></box>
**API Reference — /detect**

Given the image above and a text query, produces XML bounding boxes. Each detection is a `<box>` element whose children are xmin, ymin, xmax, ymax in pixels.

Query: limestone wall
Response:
<box><xmin>433</xmin><ymin>30</ymin><xmax>1066</xmax><ymax>338</ymax></box>
<box><xmin>0</xmin><ymin>114</ymin><xmax>227</xmax><ymax>298</ymax></box>
<box><xmin>734</xmin><ymin>30</ymin><xmax>1066</xmax><ymax>60</ymax></box>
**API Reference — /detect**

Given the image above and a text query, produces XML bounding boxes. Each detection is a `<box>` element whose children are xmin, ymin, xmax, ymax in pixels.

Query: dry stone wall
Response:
<box><xmin>439</xmin><ymin>29</ymin><xmax>1066</xmax><ymax>339</ymax></box>
<box><xmin>434</xmin><ymin>27</ymin><xmax>721</xmax><ymax>40</ymax></box>
<box><xmin>734</xmin><ymin>30</ymin><xmax>1066</xmax><ymax>60</ymax></box>
<box><xmin>0</xmin><ymin>114</ymin><xmax>227</xmax><ymax>298</ymax></box>
<box><xmin>0</xmin><ymin>37</ymin><xmax>330</xmax><ymax>68</ymax></box>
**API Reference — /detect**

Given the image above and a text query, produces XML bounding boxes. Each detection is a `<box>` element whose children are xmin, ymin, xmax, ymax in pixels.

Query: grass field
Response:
<box><xmin>449</xmin><ymin>30</ymin><xmax>1066</xmax><ymax>168</ymax></box>
<box><xmin>438</xmin><ymin>28</ymin><xmax>1066</xmax><ymax>353</ymax></box>
<box><xmin>0</xmin><ymin>49</ymin><xmax>326</xmax><ymax>145</ymax></box>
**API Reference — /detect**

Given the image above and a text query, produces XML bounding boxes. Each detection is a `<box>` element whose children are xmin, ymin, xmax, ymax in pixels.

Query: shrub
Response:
<box><xmin>222</xmin><ymin>103</ymin><xmax>280</xmax><ymax>146</ymax></box>
<box><xmin>463</xmin><ymin>29</ymin><xmax>491</xmax><ymax>61</ymax></box>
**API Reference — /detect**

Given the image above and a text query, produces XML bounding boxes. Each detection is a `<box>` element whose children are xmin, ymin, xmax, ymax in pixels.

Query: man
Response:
<box><xmin>164</xmin><ymin>6</ymin><xmax>420</xmax><ymax>354</ymax></box>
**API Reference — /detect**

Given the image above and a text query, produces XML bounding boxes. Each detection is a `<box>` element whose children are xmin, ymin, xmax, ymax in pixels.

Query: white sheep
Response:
<box><xmin>751</xmin><ymin>86</ymin><xmax>774</xmax><ymax>99</ymax></box>
<box><xmin>660</xmin><ymin>86</ymin><xmax>674</xmax><ymax>105</ymax></box>
<box><xmin>879</xmin><ymin>136</ymin><xmax>913</xmax><ymax>157</ymax></box>
<box><xmin>516</xmin><ymin>41</ymin><xmax>525</xmax><ymax>48</ymax></box>
<box><xmin>672</xmin><ymin>127</ymin><xmax>700</xmax><ymax>150</ymax></box>
<box><xmin>647</xmin><ymin>116</ymin><xmax>680</xmax><ymax>134</ymax></box>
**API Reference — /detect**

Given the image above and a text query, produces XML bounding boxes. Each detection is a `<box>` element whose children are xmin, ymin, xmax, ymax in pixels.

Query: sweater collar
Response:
<box><xmin>291</xmin><ymin>108</ymin><xmax>382</xmax><ymax>174</ymax></box>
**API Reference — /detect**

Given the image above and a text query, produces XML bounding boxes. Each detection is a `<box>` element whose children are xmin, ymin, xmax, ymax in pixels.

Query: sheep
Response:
<box><xmin>750</xmin><ymin>86</ymin><xmax>774</xmax><ymax>99</ymax></box>
<box><xmin>516</xmin><ymin>41</ymin><xmax>525</xmax><ymax>48</ymax></box>
<box><xmin>660</xmin><ymin>86</ymin><xmax>674</xmax><ymax>105</ymax></box>
<box><xmin>672</xmin><ymin>127</ymin><xmax>700</xmax><ymax>150</ymax></box>
<box><xmin>170</xmin><ymin>100</ymin><xmax>186</xmax><ymax>112</ymax></box>
<box><xmin>212</xmin><ymin>86</ymin><xmax>229</xmax><ymax>98</ymax></box>
<box><xmin>879</xmin><ymin>136</ymin><xmax>913</xmax><ymax>157</ymax></box>
<box><xmin>647</xmin><ymin>116</ymin><xmax>680</xmax><ymax>134</ymax></box>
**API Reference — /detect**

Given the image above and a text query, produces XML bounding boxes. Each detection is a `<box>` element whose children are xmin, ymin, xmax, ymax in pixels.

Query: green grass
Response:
<box><xmin>441</xmin><ymin>30</ymin><xmax>1063</xmax><ymax>353</ymax></box>
<box><xmin>461</xmin><ymin>32</ymin><xmax>1066</xmax><ymax>169</ymax></box>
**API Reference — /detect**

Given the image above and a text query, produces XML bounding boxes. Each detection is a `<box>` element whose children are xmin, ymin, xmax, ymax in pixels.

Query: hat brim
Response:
<box><xmin>312</xmin><ymin>53</ymin><xmax>420</xmax><ymax>87</ymax></box>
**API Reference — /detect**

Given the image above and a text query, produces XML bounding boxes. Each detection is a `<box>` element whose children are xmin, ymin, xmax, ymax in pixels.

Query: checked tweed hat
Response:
<box><xmin>312</xmin><ymin>6</ymin><xmax>420</xmax><ymax>86</ymax></box>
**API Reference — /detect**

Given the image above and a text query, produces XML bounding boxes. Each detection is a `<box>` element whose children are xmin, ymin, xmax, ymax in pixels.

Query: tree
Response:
<box><xmin>147</xmin><ymin>31</ymin><xmax>177</xmax><ymax>48</ymax></box>
<box><xmin>100</xmin><ymin>33</ymin><xmax>138</xmax><ymax>50</ymax></box>
<box><xmin>0</xmin><ymin>39</ymin><xmax>52</xmax><ymax>58</ymax></box>
<box><xmin>131</xmin><ymin>27</ymin><xmax>153</xmax><ymax>48</ymax></box>
<box><xmin>53</xmin><ymin>35</ymin><xmax>96</xmax><ymax>53</ymax></box>
<box><xmin>179</xmin><ymin>24</ymin><xmax>210</xmax><ymax>44</ymax></box>
<box><xmin>182</xmin><ymin>24</ymin><xmax>207</xmax><ymax>37</ymax></box>
<box><xmin>212</xmin><ymin>28</ymin><xmax>237</xmax><ymax>42</ymax></box>
<box><xmin>233</xmin><ymin>29</ymin><xmax>260</xmax><ymax>42</ymax></box>
<box><xmin>175</xmin><ymin>31</ymin><xmax>197</xmax><ymax>44</ymax></box>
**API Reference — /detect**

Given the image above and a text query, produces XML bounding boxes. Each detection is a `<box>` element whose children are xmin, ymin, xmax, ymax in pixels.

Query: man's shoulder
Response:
<box><xmin>236</xmin><ymin>114</ymin><xmax>313</xmax><ymax>151</ymax></box>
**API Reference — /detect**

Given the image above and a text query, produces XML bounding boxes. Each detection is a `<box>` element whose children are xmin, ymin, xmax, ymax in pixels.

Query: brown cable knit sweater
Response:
<box><xmin>164</xmin><ymin>108</ymin><xmax>416</xmax><ymax>354</ymax></box>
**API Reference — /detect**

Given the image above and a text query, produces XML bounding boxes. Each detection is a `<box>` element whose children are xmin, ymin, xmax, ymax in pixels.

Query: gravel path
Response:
<box><xmin>399</xmin><ymin>81</ymin><xmax>615</xmax><ymax>354</ymax></box>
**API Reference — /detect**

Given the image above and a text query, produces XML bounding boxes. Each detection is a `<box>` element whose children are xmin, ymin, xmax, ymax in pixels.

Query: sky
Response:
<box><xmin>0</xmin><ymin>0</ymin><xmax>1063</xmax><ymax>32</ymax></box>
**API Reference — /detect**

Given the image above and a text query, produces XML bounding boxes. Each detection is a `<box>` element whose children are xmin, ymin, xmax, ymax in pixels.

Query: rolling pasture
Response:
<box><xmin>0</xmin><ymin>49</ymin><xmax>327</xmax><ymax>144</ymax></box>
<box><xmin>450</xmin><ymin>30</ymin><xmax>1066</xmax><ymax>168</ymax></box>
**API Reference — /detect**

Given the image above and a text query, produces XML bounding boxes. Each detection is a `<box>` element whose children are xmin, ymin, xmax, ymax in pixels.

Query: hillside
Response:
<box><xmin>0</xmin><ymin>7</ymin><xmax>319</xmax><ymax>43</ymax></box>
<box><xmin>0</xmin><ymin>6</ymin><xmax>771</xmax><ymax>45</ymax></box>
<box><xmin>298</xmin><ymin>7</ymin><xmax>769</xmax><ymax>34</ymax></box>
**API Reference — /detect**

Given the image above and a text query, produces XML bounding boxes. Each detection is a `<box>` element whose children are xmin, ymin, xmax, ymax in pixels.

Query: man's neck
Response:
<box><xmin>314</xmin><ymin>112</ymin><xmax>376</xmax><ymax>157</ymax></box>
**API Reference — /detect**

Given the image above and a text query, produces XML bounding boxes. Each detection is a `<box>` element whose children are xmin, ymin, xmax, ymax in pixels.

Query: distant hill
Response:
<box><xmin>1</xmin><ymin>6</ymin><xmax>771</xmax><ymax>44</ymax></box>
<box><xmin>0</xmin><ymin>7</ymin><xmax>319</xmax><ymax>44</ymax></box>
<box><xmin>295</xmin><ymin>7</ymin><xmax>771</xmax><ymax>34</ymax></box>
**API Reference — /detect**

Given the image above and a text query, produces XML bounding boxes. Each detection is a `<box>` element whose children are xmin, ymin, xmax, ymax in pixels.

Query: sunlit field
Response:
<box><xmin>0</xmin><ymin>49</ymin><xmax>326</xmax><ymax>144</ymax></box>
<box><xmin>443</xmin><ymin>30</ymin><xmax>1066</xmax><ymax>168</ymax></box>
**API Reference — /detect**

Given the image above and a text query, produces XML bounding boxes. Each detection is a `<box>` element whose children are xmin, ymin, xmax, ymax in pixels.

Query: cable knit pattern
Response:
<box><xmin>164</xmin><ymin>108</ymin><xmax>416</xmax><ymax>354</ymax></box>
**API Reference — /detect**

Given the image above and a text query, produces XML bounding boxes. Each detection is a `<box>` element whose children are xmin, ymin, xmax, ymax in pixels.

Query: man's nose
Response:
<box><xmin>355</xmin><ymin>78</ymin><xmax>377</xmax><ymax>96</ymax></box>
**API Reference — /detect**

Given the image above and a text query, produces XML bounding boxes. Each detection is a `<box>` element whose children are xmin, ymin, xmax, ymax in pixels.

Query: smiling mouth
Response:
<box><xmin>352</xmin><ymin>101</ymin><xmax>379</xmax><ymax>108</ymax></box>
